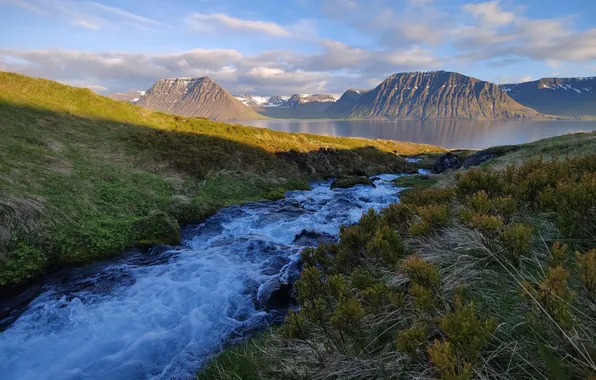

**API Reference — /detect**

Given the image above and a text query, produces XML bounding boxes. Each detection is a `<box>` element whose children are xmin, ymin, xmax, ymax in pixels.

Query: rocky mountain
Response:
<box><xmin>234</xmin><ymin>95</ymin><xmax>290</xmax><ymax>110</ymax></box>
<box><xmin>501</xmin><ymin>77</ymin><xmax>596</xmax><ymax>117</ymax></box>
<box><xmin>348</xmin><ymin>71</ymin><xmax>541</xmax><ymax>120</ymax></box>
<box><xmin>258</xmin><ymin>93</ymin><xmax>338</xmax><ymax>118</ymax></box>
<box><xmin>325</xmin><ymin>89</ymin><xmax>369</xmax><ymax>118</ymax></box>
<box><xmin>107</xmin><ymin>90</ymin><xmax>146</xmax><ymax>104</ymax></box>
<box><xmin>136</xmin><ymin>77</ymin><xmax>263</xmax><ymax>120</ymax></box>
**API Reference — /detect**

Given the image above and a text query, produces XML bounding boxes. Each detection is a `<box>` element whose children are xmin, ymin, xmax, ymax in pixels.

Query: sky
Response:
<box><xmin>0</xmin><ymin>0</ymin><xmax>595</xmax><ymax>96</ymax></box>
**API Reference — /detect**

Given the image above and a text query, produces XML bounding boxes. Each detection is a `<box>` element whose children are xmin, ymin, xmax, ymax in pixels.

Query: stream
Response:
<box><xmin>0</xmin><ymin>175</ymin><xmax>405</xmax><ymax>380</ymax></box>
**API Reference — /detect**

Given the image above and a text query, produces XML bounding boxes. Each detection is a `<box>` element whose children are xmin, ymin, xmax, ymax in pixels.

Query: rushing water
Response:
<box><xmin>0</xmin><ymin>175</ymin><xmax>405</xmax><ymax>380</ymax></box>
<box><xmin>238</xmin><ymin>119</ymin><xmax>596</xmax><ymax>149</ymax></box>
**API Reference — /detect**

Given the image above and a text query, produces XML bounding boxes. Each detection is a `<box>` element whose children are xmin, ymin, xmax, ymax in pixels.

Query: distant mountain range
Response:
<box><xmin>107</xmin><ymin>90</ymin><xmax>145</xmax><ymax>104</ymax></box>
<box><xmin>501</xmin><ymin>77</ymin><xmax>596</xmax><ymax>117</ymax></box>
<box><xmin>109</xmin><ymin>71</ymin><xmax>596</xmax><ymax>120</ymax></box>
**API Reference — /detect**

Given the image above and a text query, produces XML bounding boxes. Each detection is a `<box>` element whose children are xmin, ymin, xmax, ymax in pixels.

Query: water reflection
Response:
<box><xmin>238</xmin><ymin>119</ymin><xmax>596</xmax><ymax>149</ymax></box>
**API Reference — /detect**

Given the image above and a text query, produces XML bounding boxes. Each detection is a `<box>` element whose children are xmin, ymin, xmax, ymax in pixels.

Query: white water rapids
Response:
<box><xmin>0</xmin><ymin>175</ymin><xmax>405</xmax><ymax>380</ymax></box>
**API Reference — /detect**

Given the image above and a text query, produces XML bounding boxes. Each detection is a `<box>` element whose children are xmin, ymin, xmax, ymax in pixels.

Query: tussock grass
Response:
<box><xmin>0</xmin><ymin>72</ymin><xmax>443</xmax><ymax>287</ymax></box>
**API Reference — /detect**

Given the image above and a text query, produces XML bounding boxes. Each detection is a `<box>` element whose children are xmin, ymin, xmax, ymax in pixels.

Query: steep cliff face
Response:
<box><xmin>349</xmin><ymin>71</ymin><xmax>541</xmax><ymax>120</ymax></box>
<box><xmin>501</xmin><ymin>77</ymin><xmax>596</xmax><ymax>117</ymax></box>
<box><xmin>325</xmin><ymin>89</ymin><xmax>368</xmax><ymax>118</ymax></box>
<box><xmin>136</xmin><ymin>77</ymin><xmax>263</xmax><ymax>120</ymax></box>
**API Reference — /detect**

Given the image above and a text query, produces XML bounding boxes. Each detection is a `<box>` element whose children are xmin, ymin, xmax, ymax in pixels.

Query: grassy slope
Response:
<box><xmin>0</xmin><ymin>72</ymin><xmax>443</xmax><ymax>287</ymax></box>
<box><xmin>199</xmin><ymin>131</ymin><xmax>596</xmax><ymax>380</ymax></box>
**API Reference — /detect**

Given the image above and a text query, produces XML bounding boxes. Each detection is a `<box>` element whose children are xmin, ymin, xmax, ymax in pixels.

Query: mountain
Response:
<box><xmin>325</xmin><ymin>89</ymin><xmax>369</xmax><ymax>118</ymax></box>
<box><xmin>348</xmin><ymin>71</ymin><xmax>541</xmax><ymax>120</ymax></box>
<box><xmin>136</xmin><ymin>77</ymin><xmax>263</xmax><ymax>120</ymax></box>
<box><xmin>107</xmin><ymin>90</ymin><xmax>146</xmax><ymax>104</ymax></box>
<box><xmin>258</xmin><ymin>93</ymin><xmax>338</xmax><ymax>118</ymax></box>
<box><xmin>501</xmin><ymin>77</ymin><xmax>596</xmax><ymax>117</ymax></box>
<box><xmin>234</xmin><ymin>95</ymin><xmax>290</xmax><ymax>110</ymax></box>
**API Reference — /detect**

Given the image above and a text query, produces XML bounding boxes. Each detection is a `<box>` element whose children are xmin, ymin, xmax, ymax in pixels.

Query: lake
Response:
<box><xmin>238</xmin><ymin>119</ymin><xmax>596</xmax><ymax>149</ymax></box>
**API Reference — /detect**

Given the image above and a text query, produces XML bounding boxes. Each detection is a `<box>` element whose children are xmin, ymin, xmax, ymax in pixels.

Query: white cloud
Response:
<box><xmin>2</xmin><ymin>0</ymin><xmax>160</xmax><ymax>30</ymax></box>
<box><xmin>185</xmin><ymin>12</ymin><xmax>292</xmax><ymax>37</ymax></box>
<box><xmin>89</xmin><ymin>2</ymin><xmax>159</xmax><ymax>26</ymax></box>
<box><xmin>72</xmin><ymin>20</ymin><xmax>100</xmax><ymax>30</ymax></box>
<box><xmin>463</xmin><ymin>1</ymin><xmax>515</xmax><ymax>26</ymax></box>
<box><xmin>0</xmin><ymin>44</ymin><xmax>441</xmax><ymax>95</ymax></box>
<box><xmin>519</xmin><ymin>76</ymin><xmax>533</xmax><ymax>82</ymax></box>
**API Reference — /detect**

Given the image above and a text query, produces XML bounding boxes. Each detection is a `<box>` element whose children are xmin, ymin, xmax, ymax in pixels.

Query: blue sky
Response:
<box><xmin>1</xmin><ymin>0</ymin><xmax>595</xmax><ymax>95</ymax></box>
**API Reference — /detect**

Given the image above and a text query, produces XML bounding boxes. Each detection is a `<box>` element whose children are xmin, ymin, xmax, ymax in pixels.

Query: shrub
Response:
<box><xmin>396</xmin><ymin>323</ymin><xmax>428</xmax><ymax>358</ymax></box>
<box><xmin>500</xmin><ymin>224</ymin><xmax>533</xmax><ymax>266</ymax></box>
<box><xmin>400</xmin><ymin>254</ymin><xmax>440</xmax><ymax>288</ymax></box>
<box><xmin>380</xmin><ymin>203</ymin><xmax>414</xmax><ymax>232</ymax></box>
<box><xmin>402</xmin><ymin>187</ymin><xmax>455</xmax><ymax>207</ymax></box>
<box><xmin>522</xmin><ymin>266</ymin><xmax>576</xmax><ymax>329</ymax></box>
<box><xmin>550</xmin><ymin>242</ymin><xmax>568</xmax><ymax>268</ymax></box>
<box><xmin>576</xmin><ymin>248</ymin><xmax>596</xmax><ymax>299</ymax></box>
<box><xmin>439</xmin><ymin>293</ymin><xmax>496</xmax><ymax>362</ymax></box>
<box><xmin>409</xmin><ymin>204</ymin><xmax>450</xmax><ymax>236</ymax></box>
<box><xmin>330</xmin><ymin>296</ymin><xmax>365</xmax><ymax>334</ymax></box>
<box><xmin>281</xmin><ymin>309</ymin><xmax>307</xmax><ymax>339</ymax></box>
<box><xmin>428</xmin><ymin>339</ymin><xmax>472</xmax><ymax>380</ymax></box>
<box><xmin>456</xmin><ymin>167</ymin><xmax>503</xmax><ymax>198</ymax></box>
<box><xmin>470</xmin><ymin>214</ymin><xmax>504</xmax><ymax>237</ymax></box>
<box><xmin>366</xmin><ymin>226</ymin><xmax>406</xmax><ymax>265</ymax></box>
<box><xmin>409</xmin><ymin>282</ymin><xmax>435</xmax><ymax>311</ymax></box>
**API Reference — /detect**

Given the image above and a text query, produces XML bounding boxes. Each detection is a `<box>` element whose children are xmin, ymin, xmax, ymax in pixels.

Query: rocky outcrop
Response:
<box><xmin>348</xmin><ymin>71</ymin><xmax>542</xmax><ymax>120</ymax></box>
<box><xmin>432</xmin><ymin>152</ymin><xmax>462</xmax><ymax>173</ymax></box>
<box><xmin>463</xmin><ymin>150</ymin><xmax>495</xmax><ymax>169</ymax></box>
<box><xmin>136</xmin><ymin>77</ymin><xmax>263</xmax><ymax>120</ymax></box>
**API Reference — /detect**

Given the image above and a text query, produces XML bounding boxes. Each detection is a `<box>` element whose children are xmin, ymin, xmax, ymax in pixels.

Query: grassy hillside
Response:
<box><xmin>199</xmin><ymin>132</ymin><xmax>596</xmax><ymax>380</ymax></box>
<box><xmin>0</xmin><ymin>72</ymin><xmax>443</xmax><ymax>288</ymax></box>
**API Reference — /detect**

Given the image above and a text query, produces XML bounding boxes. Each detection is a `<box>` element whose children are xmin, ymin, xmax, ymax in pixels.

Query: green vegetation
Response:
<box><xmin>330</xmin><ymin>176</ymin><xmax>375</xmax><ymax>189</ymax></box>
<box><xmin>393</xmin><ymin>174</ymin><xmax>439</xmax><ymax>191</ymax></box>
<box><xmin>0</xmin><ymin>72</ymin><xmax>442</xmax><ymax>287</ymax></box>
<box><xmin>200</xmin><ymin>143</ymin><xmax>596</xmax><ymax>379</ymax></box>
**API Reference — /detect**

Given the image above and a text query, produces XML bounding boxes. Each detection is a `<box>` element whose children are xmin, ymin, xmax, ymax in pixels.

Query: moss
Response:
<box><xmin>330</xmin><ymin>176</ymin><xmax>375</xmax><ymax>189</ymax></box>
<box><xmin>133</xmin><ymin>212</ymin><xmax>181</xmax><ymax>248</ymax></box>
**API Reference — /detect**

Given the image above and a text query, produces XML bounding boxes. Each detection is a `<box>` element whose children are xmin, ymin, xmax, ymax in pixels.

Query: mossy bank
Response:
<box><xmin>0</xmin><ymin>72</ymin><xmax>443</xmax><ymax>288</ymax></box>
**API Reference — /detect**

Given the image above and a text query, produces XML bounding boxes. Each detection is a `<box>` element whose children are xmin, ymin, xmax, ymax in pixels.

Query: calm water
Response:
<box><xmin>239</xmin><ymin>119</ymin><xmax>596</xmax><ymax>149</ymax></box>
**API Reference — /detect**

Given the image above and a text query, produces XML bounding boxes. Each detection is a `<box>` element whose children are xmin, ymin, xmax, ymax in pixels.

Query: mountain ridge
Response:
<box><xmin>347</xmin><ymin>71</ymin><xmax>542</xmax><ymax>120</ymax></box>
<box><xmin>136</xmin><ymin>77</ymin><xmax>264</xmax><ymax>120</ymax></box>
<box><xmin>501</xmin><ymin>77</ymin><xmax>596</xmax><ymax>117</ymax></box>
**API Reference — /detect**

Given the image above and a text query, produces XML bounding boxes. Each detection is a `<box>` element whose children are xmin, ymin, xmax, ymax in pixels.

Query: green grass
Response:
<box><xmin>0</xmin><ymin>72</ymin><xmax>443</xmax><ymax>287</ymax></box>
<box><xmin>393</xmin><ymin>174</ymin><xmax>439</xmax><ymax>191</ymax></box>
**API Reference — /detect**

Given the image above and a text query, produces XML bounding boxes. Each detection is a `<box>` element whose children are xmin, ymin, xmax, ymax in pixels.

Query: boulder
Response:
<box><xmin>432</xmin><ymin>153</ymin><xmax>462</xmax><ymax>173</ymax></box>
<box><xmin>293</xmin><ymin>229</ymin><xmax>337</xmax><ymax>246</ymax></box>
<box><xmin>463</xmin><ymin>150</ymin><xmax>495</xmax><ymax>169</ymax></box>
<box><xmin>257</xmin><ymin>278</ymin><xmax>295</xmax><ymax>310</ymax></box>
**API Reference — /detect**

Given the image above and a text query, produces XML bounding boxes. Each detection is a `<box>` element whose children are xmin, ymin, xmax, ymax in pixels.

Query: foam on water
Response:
<box><xmin>0</xmin><ymin>177</ymin><xmax>402</xmax><ymax>380</ymax></box>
